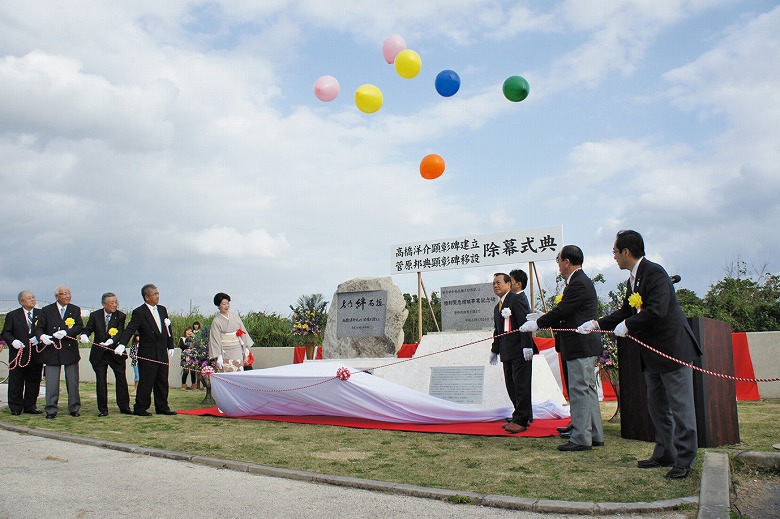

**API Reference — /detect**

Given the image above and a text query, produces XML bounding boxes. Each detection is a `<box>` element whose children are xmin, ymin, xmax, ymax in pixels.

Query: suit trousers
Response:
<box><xmin>135</xmin><ymin>356</ymin><xmax>170</xmax><ymax>413</ymax></box>
<box><xmin>566</xmin><ymin>356</ymin><xmax>603</xmax><ymax>446</ymax></box>
<box><xmin>7</xmin><ymin>358</ymin><xmax>43</xmax><ymax>413</ymax></box>
<box><xmin>93</xmin><ymin>356</ymin><xmax>130</xmax><ymax>413</ymax></box>
<box><xmin>502</xmin><ymin>357</ymin><xmax>533</xmax><ymax>426</ymax></box>
<box><xmin>44</xmin><ymin>363</ymin><xmax>80</xmax><ymax>415</ymax></box>
<box><xmin>645</xmin><ymin>366</ymin><xmax>698</xmax><ymax>468</ymax></box>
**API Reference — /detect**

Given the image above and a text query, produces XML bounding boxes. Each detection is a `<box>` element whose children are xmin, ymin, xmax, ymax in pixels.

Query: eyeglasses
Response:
<box><xmin>612</xmin><ymin>248</ymin><xmax>621</xmax><ymax>255</ymax></box>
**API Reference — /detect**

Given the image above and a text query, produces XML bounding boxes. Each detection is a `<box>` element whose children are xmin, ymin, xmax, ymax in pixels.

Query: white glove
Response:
<box><xmin>12</xmin><ymin>340</ymin><xmax>24</xmax><ymax>350</ymax></box>
<box><xmin>80</xmin><ymin>334</ymin><xmax>90</xmax><ymax>344</ymax></box>
<box><xmin>519</xmin><ymin>321</ymin><xmax>538</xmax><ymax>333</ymax></box>
<box><xmin>103</xmin><ymin>338</ymin><xmax>114</xmax><ymax>346</ymax></box>
<box><xmin>41</xmin><ymin>334</ymin><xmax>53</xmax><ymax>345</ymax></box>
<box><xmin>523</xmin><ymin>348</ymin><xmax>533</xmax><ymax>361</ymax></box>
<box><xmin>526</xmin><ymin>311</ymin><xmax>544</xmax><ymax>321</ymax></box>
<box><xmin>216</xmin><ymin>355</ymin><xmax>224</xmax><ymax>369</ymax></box>
<box><xmin>114</xmin><ymin>344</ymin><xmax>126</xmax><ymax>355</ymax></box>
<box><xmin>576</xmin><ymin>320</ymin><xmax>598</xmax><ymax>334</ymax></box>
<box><xmin>489</xmin><ymin>352</ymin><xmax>498</xmax><ymax>365</ymax></box>
<box><xmin>53</xmin><ymin>330</ymin><xmax>67</xmax><ymax>339</ymax></box>
<box><xmin>168</xmin><ymin>348</ymin><xmax>175</xmax><ymax>358</ymax></box>
<box><xmin>614</xmin><ymin>321</ymin><xmax>628</xmax><ymax>337</ymax></box>
<box><xmin>30</xmin><ymin>336</ymin><xmax>38</xmax><ymax>346</ymax></box>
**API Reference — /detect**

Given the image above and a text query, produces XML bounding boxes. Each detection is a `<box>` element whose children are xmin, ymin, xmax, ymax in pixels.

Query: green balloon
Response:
<box><xmin>503</xmin><ymin>75</ymin><xmax>530</xmax><ymax>102</ymax></box>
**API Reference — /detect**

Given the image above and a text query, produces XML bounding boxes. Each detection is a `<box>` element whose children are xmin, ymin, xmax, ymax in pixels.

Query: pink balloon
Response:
<box><xmin>382</xmin><ymin>34</ymin><xmax>407</xmax><ymax>64</ymax></box>
<box><xmin>313</xmin><ymin>75</ymin><xmax>340</xmax><ymax>102</ymax></box>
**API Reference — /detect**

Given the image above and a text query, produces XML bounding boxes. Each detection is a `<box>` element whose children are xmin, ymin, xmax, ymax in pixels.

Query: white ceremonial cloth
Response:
<box><xmin>210</xmin><ymin>361</ymin><xmax>515</xmax><ymax>424</ymax></box>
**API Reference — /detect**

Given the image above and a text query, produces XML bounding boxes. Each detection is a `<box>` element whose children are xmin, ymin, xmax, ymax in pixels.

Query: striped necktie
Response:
<box><xmin>27</xmin><ymin>311</ymin><xmax>33</xmax><ymax>333</ymax></box>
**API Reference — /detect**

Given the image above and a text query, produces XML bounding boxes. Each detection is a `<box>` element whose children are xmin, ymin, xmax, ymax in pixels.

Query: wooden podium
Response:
<box><xmin>616</xmin><ymin>317</ymin><xmax>740</xmax><ymax>448</ymax></box>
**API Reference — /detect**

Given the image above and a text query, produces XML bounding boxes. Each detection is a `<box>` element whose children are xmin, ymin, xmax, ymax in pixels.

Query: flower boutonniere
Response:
<box><xmin>64</xmin><ymin>317</ymin><xmax>75</xmax><ymax>328</ymax></box>
<box><xmin>554</xmin><ymin>294</ymin><xmax>563</xmax><ymax>304</ymax></box>
<box><xmin>501</xmin><ymin>307</ymin><xmax>512</xmax><ymax>332</ymax></box>
<box><xmin>108</xmin><ymin>327</ymin><xmax>118</xmax><ymax>337</ymax></box>
<box><xmin>628</xmin><ymin>293</ymin><xmax>643</xmax><ymax>310</ymax></box>
<box><xmin>163</xmin><ymin>318</ymin><xmax>172</xmax><ymax>335</ymax></box>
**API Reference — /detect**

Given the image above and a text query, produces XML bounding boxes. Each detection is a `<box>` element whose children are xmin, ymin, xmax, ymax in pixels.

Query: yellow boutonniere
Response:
<box><xmin>108</xmin><ymin>327</ymin><xmax>118</xmax><ymax>337</ymax></box>
<box><xmin>554</xmin><ymin>294</ymin><xmax>563</xmax><ymax>304</ymax></box>
<box><xmin>64</xmin><ymin>317</ymin><xmax>75</xmax><ymax>328</ymax></box>
<box><xmin>628</xmin><ymin>293</ymin><xmax>643</xmax><ymax>309</ymax></box>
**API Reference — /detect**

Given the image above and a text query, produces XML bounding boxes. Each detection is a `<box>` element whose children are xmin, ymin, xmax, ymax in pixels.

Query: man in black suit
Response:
<box><xmin>116</xmin><ymin>284</ymin><xmax>176</xmax><ymax>416</ymax></box>
<box><xmin>35</xmin><ymin>285</ymin><xmax>83</xmax><ymax>418</ymax></box>
<box><xmin>521</xmin><ymin>245</ymin><xmax>604</xmax><ymax>451</ymax></box>
<box><xmin>490</xmin><ymin>272</ymin><xmax>537</xmax><ymax>433</ymax></box>
<box><xmin>579</xmin><ymin>230</ymin><xmax>702</xmax><ymax>479</ymax></box>
<box><xmin>1</xmin><ymin>290</ymin><xmax>44</xmax><ymax>415</ymax></box>
<box><xmin>80</xmin><ymin>292</ymin><xmax>132</xmax><ymax>416</ymax></box>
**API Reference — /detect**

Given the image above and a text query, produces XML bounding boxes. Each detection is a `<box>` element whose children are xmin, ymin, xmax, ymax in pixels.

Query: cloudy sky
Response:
<box><xmin>1</xmin><ymin>1</ymin><xmax>778</xmax><ymax>316</ymax></box>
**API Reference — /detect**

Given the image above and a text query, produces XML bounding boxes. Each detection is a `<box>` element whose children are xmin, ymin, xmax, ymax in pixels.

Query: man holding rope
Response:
<box><xmin>1</xmin><ymin>290</ymin><xmax>43</xmax><ymax>415</ymax></box>
<box><xmin>35</xmin><ymin>285</ymin><xmax>84</xmax><ymax>418</ymax></box>
<box><xmin>519</xmin><ymin>245</ymin><xmax>604</xmax><ymax>451</ymax></box>
<box><xmin>578</xmin><ymin>230</ymin><xmax>702</xmax><ymax>479</ymax></box>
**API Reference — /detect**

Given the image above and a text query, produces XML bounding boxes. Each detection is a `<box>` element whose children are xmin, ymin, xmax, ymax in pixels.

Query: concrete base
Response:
<box><xmin>324</xmin><ymin>330</ymin><xmax>566</xmax><ymax>408</ymax></box>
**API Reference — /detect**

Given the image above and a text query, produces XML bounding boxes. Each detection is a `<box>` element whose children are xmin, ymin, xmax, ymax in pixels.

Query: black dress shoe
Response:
<box><xmin>665</xmin><ymin>466</ymin><xmax>690</xmax><ymax>479</ymax></box>
<box><xmin>559</xmin><ymin>430</ymin><xmax>572</xmax><ymax>438</ymax></box>
<box><xmin>156</xmin><ymin>410</ymin><xmax>177</xmax><ymax>415</ymax></box>
<box><xmin>24</xmin><ymin>409</ymin><xmax>43</xmax><ymax>414</ymax></box>
<box><xmin>119</xmin><ymin>409</ymin><xmax>133</xmax><ymax>415</ymax></box>
<box><xmin>45</xmin><ymin>413</ymin><xmax>57</xmax><ymax>419</ymax></box>
<box><xmin>10</xmin><ymin>410</ymin><xmax>22</xmax><ymax>416</ymax></box>
<box><xmin>133</xmin><ymin>410</ymin><xmax>152</xmax><ymax>416</ymax></box>
<box><xmin>557</xmin><ymin>423</ymin><xmax>573</xmax><ymax>433</ymax></box>
<box><xmin>558</xmin><ymin>441</ymin><xmax>591</xmax><ymax>452</ymax></box>
<box><xmin>637</xmin><ymin>458</ymin><xmax>675</xmax><ymax>469</ymax></box>
<box><xmin>70</xmin><ymin>411</ymin><xmax>80</xmax><ymax>417</ymax></box>
<box><xmin>98</xmin><ymin>411</ymin><xmax>109</xmax><ymax>417</ymax></box>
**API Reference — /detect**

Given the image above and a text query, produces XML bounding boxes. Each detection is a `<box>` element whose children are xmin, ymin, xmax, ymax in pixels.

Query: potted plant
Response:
<box><xmin>290</xmin><ymin>294</ymin><xmax>328</xmax><ymax>359</ymax></box>
<box><xmin>597</xmin><ymin>335</ymin><xmax>620</xmax><ymax>421</ymax></box>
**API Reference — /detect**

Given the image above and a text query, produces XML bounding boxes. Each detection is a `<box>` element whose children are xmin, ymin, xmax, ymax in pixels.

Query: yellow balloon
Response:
<box><xmin>394</xmin><ymin>49</ymin><xmax>422</xmax><ymax>79</ymax></box>
<box><xmin>354</xmin><ymin>84</ymin><xmax>383</xmax><ymax>114</ymax></box>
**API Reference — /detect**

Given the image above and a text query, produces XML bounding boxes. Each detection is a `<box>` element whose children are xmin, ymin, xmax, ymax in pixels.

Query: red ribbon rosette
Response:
<box><xmin>201</xmin><ymin>365</ymin><xmax>215</xmax><ymax>379</ymax></box>
<box><xmin>336</xmin><ymin>367</ymin><xmax>351</xmax><ymax>381</ymax></box>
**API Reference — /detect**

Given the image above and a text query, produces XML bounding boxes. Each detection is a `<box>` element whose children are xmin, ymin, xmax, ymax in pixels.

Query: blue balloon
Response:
<box><xmin>435</xmin><ymin>70</ymin><xmax>461</xmax><ymax>97</ymax></box>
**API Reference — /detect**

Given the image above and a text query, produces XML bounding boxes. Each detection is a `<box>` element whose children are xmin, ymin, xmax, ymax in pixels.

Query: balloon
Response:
<box><xmin>382</xmin><ymin>34</ymin><xmax>407</xmax><ymax>64</ymax></box>
<box><xmin>354</xmin><ymin>84</ymin><xmax>383</xmax><ymax>114</ymax></box>
<box><xmin>502</xmin><ymin>75</ymin><xmax>530</xmax><ymax>102</ymax></box>
<box><xmin>420</xmin><ymin>154</ymin><xmax>445</xmax><ymax>180</ymax></box>
<box><xmin>313</xmin><ymin>75</ymin><xmax>340</xmax><ymax>102</ymax></box>
<box><xmin>394</xmin><ymin>49</ymin><xmax>422</xmax><ymax>79</ymax></box>
<box><xmin>435</xmin><ymin>70</ymin><xmax>460</xmax><ymax>97</ymax></box>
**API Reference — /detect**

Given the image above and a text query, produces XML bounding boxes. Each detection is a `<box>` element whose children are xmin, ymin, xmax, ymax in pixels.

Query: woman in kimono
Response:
<box><xmin>209</xmin><ymin>292</ymin><xmax>254</xmax><ymax>373</ymax></box>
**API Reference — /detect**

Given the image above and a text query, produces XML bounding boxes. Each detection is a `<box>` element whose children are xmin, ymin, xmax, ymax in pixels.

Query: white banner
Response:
<box><xmin>392</xmin><ymin>225</ymin><xmax>564</xmax><ymax>274</ymax></box>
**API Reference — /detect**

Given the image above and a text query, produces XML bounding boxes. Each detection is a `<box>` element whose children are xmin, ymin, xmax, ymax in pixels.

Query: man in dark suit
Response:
<box><xmin>521</xmin><ymin>245</ymin><xmax>604</xmax><ymax>451</ymax></box>
<box><xmin>490</xmin><ymin>272</ymin><xmax>537</xmax><ymax>433</ymax></box>
<box><xmin>35</xmin><ymin>285</ymin><xmax>83</xmax><ymax>418</ymax></box>
<box><xmin>579</xmin><ymin>230</ymin><xmax>702</xmax><ymax>479</ymax></box>
<box><xmin>1</xmin><ymin>290</ymin><xmax>44</xmax><ymax>415</ymax></box>
<box><xmin>79</xmin><ymin>292</ymin><xmax>132</xmax><ymax>416</ymax></box>
<box><xmin>116</xmin><ymin>284</ymin><xmax>176</xmax><ymax>416</ymax></box>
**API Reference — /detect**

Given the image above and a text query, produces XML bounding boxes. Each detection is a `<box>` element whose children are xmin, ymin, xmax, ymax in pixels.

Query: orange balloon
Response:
<box><xmin>420</xmin><ymin>154</ymin><xmax>445</xmax><ymax>180</ymax></box>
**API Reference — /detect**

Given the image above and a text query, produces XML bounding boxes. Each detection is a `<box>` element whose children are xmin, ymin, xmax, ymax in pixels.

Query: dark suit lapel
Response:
<box><xmin>143</xmin><ymin>305</ymin><xmax>160</xmax><ymax>336</ymax></box>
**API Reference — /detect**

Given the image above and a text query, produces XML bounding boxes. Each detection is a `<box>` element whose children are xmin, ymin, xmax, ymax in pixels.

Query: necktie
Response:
<box><xmin>498</xmin><ymin>300</ymin><xmax>503</xmax><ymax>311</ymax></box>
<box><xmin>27</xmin><ymin>311</ymin><xmax>33</xmax><ymax>333</ymax></box>
<box><xmin>60</xmin><ymin>307</ymin><xmax>66</xmax><ymax>319</ymax></box>
<box><xmin>629</xmin><ymin>273</ymin><xmax>635</xmax><ymax>291</ymax></box>
<box><xmin>151</xmin><ymin>307</ymin><xmax>161</xmax><ymax>331</ymax></box>
<box><xmin>105</xmin><ymin>313</ymin><xmax>112</xmax><ymax>329</ymax></box>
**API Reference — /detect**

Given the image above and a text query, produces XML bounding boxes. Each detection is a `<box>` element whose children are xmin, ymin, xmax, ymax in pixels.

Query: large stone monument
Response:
<box><xmin>322</xmin><ymin>277</ymin><xmax>408</xmax><ymax>358</ymax></box>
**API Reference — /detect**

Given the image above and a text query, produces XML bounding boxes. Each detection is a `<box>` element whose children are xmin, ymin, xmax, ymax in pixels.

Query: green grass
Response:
<box><xmin>3</xmin><ymin>384</ymin><xmax>778</xmax><ymax>503</ymax></box>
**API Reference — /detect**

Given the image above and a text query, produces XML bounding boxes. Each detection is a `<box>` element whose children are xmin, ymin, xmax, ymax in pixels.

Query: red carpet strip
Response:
<box><xmin>177</xmin><ymin>407</ymin><xmax>567</xmax><ymax>437</ymax></box>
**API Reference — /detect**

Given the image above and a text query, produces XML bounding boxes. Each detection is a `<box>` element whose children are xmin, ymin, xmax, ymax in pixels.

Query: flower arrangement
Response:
<box><xmin>597</xmin><ymin>334</ymin><xmax>619</xmax><ymax>383</ymax></box>
<box><xmin>290</xmin><ymin>294</ymin><xmax>328</xmax><ymax>337</ymax></box>
<box><xmin>181</xmin><ymin>326</ymin><xmax>210</xmax><ymax>372</ymax></box>
<box><xmin>628</xmin><ymin>293</ymin><xmax>643</xmax><ymax>309</ymax></box>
